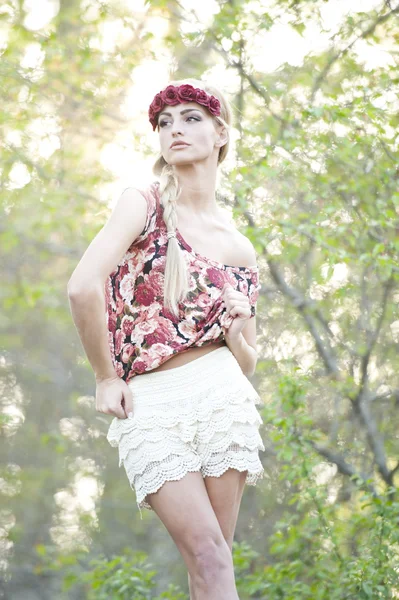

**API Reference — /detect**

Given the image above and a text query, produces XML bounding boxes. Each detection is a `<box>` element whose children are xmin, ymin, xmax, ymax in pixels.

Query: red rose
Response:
<box><xmin>208</xmin><ymin>95</ymin><xmax>221</xmax><ymax>115</ymax></box>
<box><xmin>150</xmin><ymin>92</ymin><xmax>164</xmax><ymax>112</ymax></box>
<box><xmin>161</xmin><ymin>85</ymin><xmax>180</xmax><ymax>105</ymax></box>
<box><xmin>177</xmin><ymin>84</ymin><xmax>197</xmax><ymax>103</ymax></box>
<box><xmin>195</xmin><ymin>88</ymin><xmax>210</xmax><ymax>107</ymax></box>
<box><xmin>149</xmin><ymin>92</ymin><xmax>165</xmax><ymax>130</ymax></box>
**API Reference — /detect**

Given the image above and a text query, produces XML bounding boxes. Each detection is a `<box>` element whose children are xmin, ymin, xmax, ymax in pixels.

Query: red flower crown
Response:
<box><xmin>148</xmin><ymin>84</ymin><xmax>221</xmax><ymax>131</ymax></box>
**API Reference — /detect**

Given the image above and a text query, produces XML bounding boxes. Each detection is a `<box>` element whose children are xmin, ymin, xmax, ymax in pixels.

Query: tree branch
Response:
<box><xmin>266</xmin><ymin>256</ymin><xmax>340</xmax><ymax>376</ymax></box>
<box><xmin>308</xmin><ymin>439</ymin><xmax>379</xmax><ymax>498</ymax></box>
<box><xmin>310</xmin><ymin>3</ymin><xmax>399</xmax><ymax>103</ymax></box>
<box><xmin>348</xmin><ymin>277</ymin><xmax>394</xmax><ymax>486</ymax></box>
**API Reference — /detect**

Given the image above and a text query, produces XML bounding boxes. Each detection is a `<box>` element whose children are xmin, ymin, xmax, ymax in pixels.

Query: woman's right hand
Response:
<box><xmin>95</xmin><ymin>375</ymin><xmax>134</xmax><ymax>420</ymax></box>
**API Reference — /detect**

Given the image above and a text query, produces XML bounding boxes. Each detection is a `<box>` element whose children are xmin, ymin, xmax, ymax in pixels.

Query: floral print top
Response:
<box><xmin>105</xmin><ymin>181</ymin><xmax>261</xmax><ymax>383</ymax></box>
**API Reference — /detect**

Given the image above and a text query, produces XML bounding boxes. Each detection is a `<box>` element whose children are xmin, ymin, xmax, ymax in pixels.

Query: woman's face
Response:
<box><xmin>157</xmin><ymin>101</ymin><xmax>223</xmax><ymax>165</ymax></box>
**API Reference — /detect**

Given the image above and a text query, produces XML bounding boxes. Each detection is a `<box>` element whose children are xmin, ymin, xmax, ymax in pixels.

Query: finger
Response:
<box><xmin>227</xmin><ymin>299</ymin><xmax>250</xmax><ymax>312</ymax></box>
<box><xmin>230</xmin><ymin>305</ymin><xmax>251</xmax><ymax>318</ymax></box>
<box><xmin>96</xmin><ymin>405</ymin><xmax>125</xmax><ymax>419</ymax></box>
<box><xmin>112</xmin><ymin>403</ymin><xmax>127</xmax><ymax>419</ymax></box>
<box><xmin>222</xmin><ymin>283</ymin><xmax>235</xmax><ymax>296</ymax></box>
<box><xmin>122</xmin><ymin>387</ymin><xmax>134</xmax><ymax>419</ymax></box>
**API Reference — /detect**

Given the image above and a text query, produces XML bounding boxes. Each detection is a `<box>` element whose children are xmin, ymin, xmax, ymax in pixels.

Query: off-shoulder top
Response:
<box><xmin>104</xmin><ymin>181</ymin><xmax>261</xmax><ymax>383</ymax></box>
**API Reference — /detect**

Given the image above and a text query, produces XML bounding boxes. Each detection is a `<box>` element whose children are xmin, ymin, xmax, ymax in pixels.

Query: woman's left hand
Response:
<box><xmin>221</xmin><ymin>282</ymin><xmax>252</xmax><ymax>339</ymax></box>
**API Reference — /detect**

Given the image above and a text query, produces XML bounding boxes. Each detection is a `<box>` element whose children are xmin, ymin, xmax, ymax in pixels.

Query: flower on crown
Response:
<box><xmin>148</xmin><ymin>84</ymin><xmax>221</xmax><ymax>131</ymax></box>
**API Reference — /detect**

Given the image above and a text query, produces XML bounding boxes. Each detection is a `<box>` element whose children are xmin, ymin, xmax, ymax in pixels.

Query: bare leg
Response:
<box><xmin>145</xmin><ymin>471</ymin><xmax>240</xmax><ymax>599</ymax></box>
<box><xmin>187</xmin><ymin>467</ymin><xmax>247</xmax><ymax>600</ymax></box>
<box><xmin>189</xmin><ymin>543</ymin><xmax>239</xmax><ymax>600</ymax></box>
<box><xmin>188</xmin><ymin>572</ymin><xmax>196</xmax><ymax>600</ymax></box>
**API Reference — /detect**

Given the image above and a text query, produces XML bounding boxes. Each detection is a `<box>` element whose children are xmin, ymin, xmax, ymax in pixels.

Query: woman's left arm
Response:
<box><xmin>224</xmin><ymin>328</ymin><xmax>257</xmax><ymax>378</ymax></box>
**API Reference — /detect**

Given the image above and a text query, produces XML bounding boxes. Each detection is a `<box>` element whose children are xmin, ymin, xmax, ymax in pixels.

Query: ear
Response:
<box><xmin>215</xmin><ymin>126</ymin><xmax>228</xmax><ymax>148</ymax></box>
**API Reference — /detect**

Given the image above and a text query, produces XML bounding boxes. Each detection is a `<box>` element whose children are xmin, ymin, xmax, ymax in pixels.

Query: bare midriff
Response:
<box><xmin>145</xmin><ymin>339</ymin><xmax>228</xmax><ymax>374</ymax></box>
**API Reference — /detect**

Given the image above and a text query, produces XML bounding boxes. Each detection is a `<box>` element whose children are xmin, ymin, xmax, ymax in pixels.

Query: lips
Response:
<box><xmin>170</xmin><ymin>142</ymin><xmax>189</xmax><ymax>149</ymax></box>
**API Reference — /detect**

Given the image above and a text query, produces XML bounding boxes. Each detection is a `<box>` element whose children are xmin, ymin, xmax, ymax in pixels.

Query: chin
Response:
<box><xmin>169</xmin><ymin>151</ymin><xmax>210</xmax><ymax>165</ymax></box>
<box><xmin>168</xmin><ymin>156</ymin><xmax>195</xmax><ymax>165</ymax></box>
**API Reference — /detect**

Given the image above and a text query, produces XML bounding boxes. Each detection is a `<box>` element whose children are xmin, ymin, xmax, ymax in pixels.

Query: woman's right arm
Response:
<box><xmin>67</xmin><ymin>187</ymin><xmax>149</xmax><ymax>418</ymax></box>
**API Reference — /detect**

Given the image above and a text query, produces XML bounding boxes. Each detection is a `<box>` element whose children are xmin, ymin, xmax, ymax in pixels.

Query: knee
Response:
<box><xmin>190</xmin><ymin>536</ymin><xmax>232</xmax><ymax>583</ymax></box>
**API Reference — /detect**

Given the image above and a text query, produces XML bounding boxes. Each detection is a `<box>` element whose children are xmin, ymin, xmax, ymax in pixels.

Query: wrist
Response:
<box><xmin>95</xmin><ymin>371</ymin><xmax>119</xmax><ymax>384</ymax></box>
<box><xmin>224</xmin><ymin>330</ymin><xmax>243</xmax><ymax>343</ymax></box>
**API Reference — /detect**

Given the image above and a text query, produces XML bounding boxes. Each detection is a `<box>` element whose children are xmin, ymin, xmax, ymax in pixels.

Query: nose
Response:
<box><xmin>170</xmin><ymin>119</ymin><xmax>184</xmax><ymax>136</ymax></box>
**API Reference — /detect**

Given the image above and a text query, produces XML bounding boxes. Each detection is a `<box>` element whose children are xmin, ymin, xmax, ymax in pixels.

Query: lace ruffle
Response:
<box><xmin>106</xmin><ymin>352</ymin><xmax>265</xmax><ymax>519</ymax></box>
<box><xmin>129</xmin><ymin>453</ymin><xmax>203</xmax><ymax>512</ymax></box>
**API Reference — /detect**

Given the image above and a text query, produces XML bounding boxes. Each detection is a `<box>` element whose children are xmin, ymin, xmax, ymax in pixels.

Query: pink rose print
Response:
<box><xmin>108</xmin><ymin>312</ymin><xmax>117</xmax><ymax>332</ymax></box>
<box><xmin>107</xmin><ymin>330</ymin><xmax>115</xmax><ymax>354</ymax></box>
<box><xmin>148</xmin><ymin>343</ymin><xmax>174</xmax><ymax>360</ymax></box>
<box><xmin>147</xmin><ymin>270</ymin><xmax>164</xmax><ymax>295</ymax></box>
<box><xmin>192</xmin><ymin>262</ymin><xmax>204</xmax><ymax>275</ymax></box>
<box><xmin>145</xmin><ymin>317</ymin><xmax>176</xmax><ymax>345</ymax></box>
<box><xmin>135</xmin><ymin>283</ymin><xmax>156</xmax><ymax>306</ymax></box>
<box><xmin>152</xmin><ymin>256</ymin><xmax>167</xmax><ymax>271</ymax></box>
<box><xmin>206</xmin><ymin>267</ymin><xmax>226</xmax><ymax>287</ymax></box>
<box><xmin>120</xmin><ymin>274</ymin><xmax>135</xmax><ymax>300</ymax></box>
<box><xmin>201</xmin><ymin>322</ymin><xmax>223</xmax><ymax>341</ymax></box>
<box><xmin>238</xmin><ymin>279</ymin><xmax>249</xmax><ymax>296</ymax></box>
<box><xmin>179</xmin><ymin>320</ymin><xmax>197</xmax><ymax>339</ymax></box>
<box><xmin>251</xmin><ymin>271</ymin><xmax>259</xmax><ymax>286</ymax></box>
<box><xmin>116</xmin><ymin>298</ymin><xmax>125</xmax><ymax>316</ymax></box>
<box><xmin>220</xmin><ymin>310</ymin><xmax>234</xmax><ymax>330</ymax></box>
<box><xmin>162</xmin><ymin>306</ymin><xmax>181</xmax><ymax>323</ymax></box>
<box><xmin>121</xmin><ymin>343</ymin><xmax>135</xmax><ymax>363</ymax></box>
<box><xmin>121</xmin><ymin>315</ymin><xmax>135</xmax><ymax>336</ymax></box>
<box><xmin>131</xmin><ymin>358</ymin><xmax>147</xmax><ymax>374</ymax></box>
<box><xmin>146</xmin><ymin>301</ymin><xmax>163</xmax><ymax>320</ymax></box>
<box><xmin>206</xmin><ymin>268</ymin><xmax>237</xmax><ymax>289</ymax></box>
<box><xmin>197</xmin><ymin>293</ymin><xmax>214</xmax><ymax>308</ymax></box>
<box><xmin>225</xmin><ymin>271</ymin><xmax>238</xmax><ymax>287</ymax></box>
<box><xmin>115</xmin><ymin>361</ymin><xmax>125</xmax><ymax>378</ymax></box>
<box><xmin>169</xmin><ymin>340</ymin><xmax>183</xmax><ymax>349</ymax></box>
<box><xmin>249</xmin><ymin>286</ymin><xmax>259</xmax><ymax>304</ymax></box>
<box><xmin>115</xmin><ymin>329</ymin><xmax>125</xmax><ymax>355</ymax></box>
<box><xmin>115</xmin><ymin>265</ymin><xmax>129</xmax><ymax>297</ymax></box>
<box><xmin>104</xmin><ymin>278</ymin><xmax>113</xmax><ymax>305</ymax></box>
<box><xmin>132</xmin><ymin>318</ymin><xmax>157</xmax><ymax>346</ymax></box>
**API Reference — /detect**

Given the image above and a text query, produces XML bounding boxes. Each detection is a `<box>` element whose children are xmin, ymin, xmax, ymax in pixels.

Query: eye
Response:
<box><xmin>159</xmin><ymin>116</ymin><xmax>201</xmax><ymax>128</ymax></box>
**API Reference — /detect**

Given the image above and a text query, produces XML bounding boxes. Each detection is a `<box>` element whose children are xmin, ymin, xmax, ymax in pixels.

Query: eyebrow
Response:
<box><xmin>158</xmin><ymin>108</ymin><xmax>204</xmax><ymax>118</ymax></box>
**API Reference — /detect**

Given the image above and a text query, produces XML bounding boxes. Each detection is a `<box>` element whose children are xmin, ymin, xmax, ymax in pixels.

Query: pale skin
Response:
<box><xmin>67</xmin><ymin>96</ymin><xmax>260</xmax><ymax>600</ymax></box>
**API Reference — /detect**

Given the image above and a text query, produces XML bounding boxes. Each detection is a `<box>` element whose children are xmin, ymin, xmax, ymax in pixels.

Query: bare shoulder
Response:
<box><xmin>218</xmin><ymin>212</ymin><xmax>257</xmax><ymax>268</ymax></box>
<box><xmin>233</xmin><ymin>228</ymin><xmax>257</xmax><ymax>267</ymax></box>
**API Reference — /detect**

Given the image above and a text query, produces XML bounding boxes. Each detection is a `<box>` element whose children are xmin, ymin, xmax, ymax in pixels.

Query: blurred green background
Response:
<box><xmin>1</xmin><ymin>0</ymin><xmax>399</xmax><ymax>598</ymax></box>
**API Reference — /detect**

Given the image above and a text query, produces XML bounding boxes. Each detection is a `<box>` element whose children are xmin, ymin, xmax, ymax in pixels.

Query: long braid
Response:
<box><xmin>158</xmin><ymin>164</ymin><xmax>191</xmax><ymax>317</ymax></box>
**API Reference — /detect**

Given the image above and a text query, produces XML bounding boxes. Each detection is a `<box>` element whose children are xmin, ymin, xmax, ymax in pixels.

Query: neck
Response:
<box><xmin>172</xmin><ymin>160</ymin><xmax>219</xmax><ymax>217</ymax></box>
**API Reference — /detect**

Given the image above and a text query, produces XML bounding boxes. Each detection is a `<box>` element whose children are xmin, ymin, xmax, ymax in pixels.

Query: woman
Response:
<box><xmin>67</xmin><ymin>78</ymin><xmax>264</xmax><ymax>600</ymax></box>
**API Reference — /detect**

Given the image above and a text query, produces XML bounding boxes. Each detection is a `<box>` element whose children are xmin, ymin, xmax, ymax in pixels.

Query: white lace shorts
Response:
<box><xmin>106</xmin><ymin>346</ymin><xmax>265</xmax><ymax>520</ymax></box>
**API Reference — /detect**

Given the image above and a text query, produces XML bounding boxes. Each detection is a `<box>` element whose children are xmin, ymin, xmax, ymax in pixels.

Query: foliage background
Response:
<box><xmin>1</xmin><ymin>0</ymin><xmax>398</xmax><ymax>598</ymax></box>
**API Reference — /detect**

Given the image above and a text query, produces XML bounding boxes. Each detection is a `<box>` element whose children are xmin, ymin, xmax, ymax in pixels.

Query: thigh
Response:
<box><xmin>204</xmin><ymin>468</ymin><xmax>247</xmax><ymax>551</ymax></box>
<box><xmin>145</xmin><ymin>471</ymin><xmax>232</xmax><ymax>574</ymax></box>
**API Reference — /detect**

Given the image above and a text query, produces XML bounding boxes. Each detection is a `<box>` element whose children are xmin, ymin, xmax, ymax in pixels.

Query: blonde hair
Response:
<box><xmin>152</xmin><ymin>78</ymin><xmax>232</xmax><ymax>317</ymax></box>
